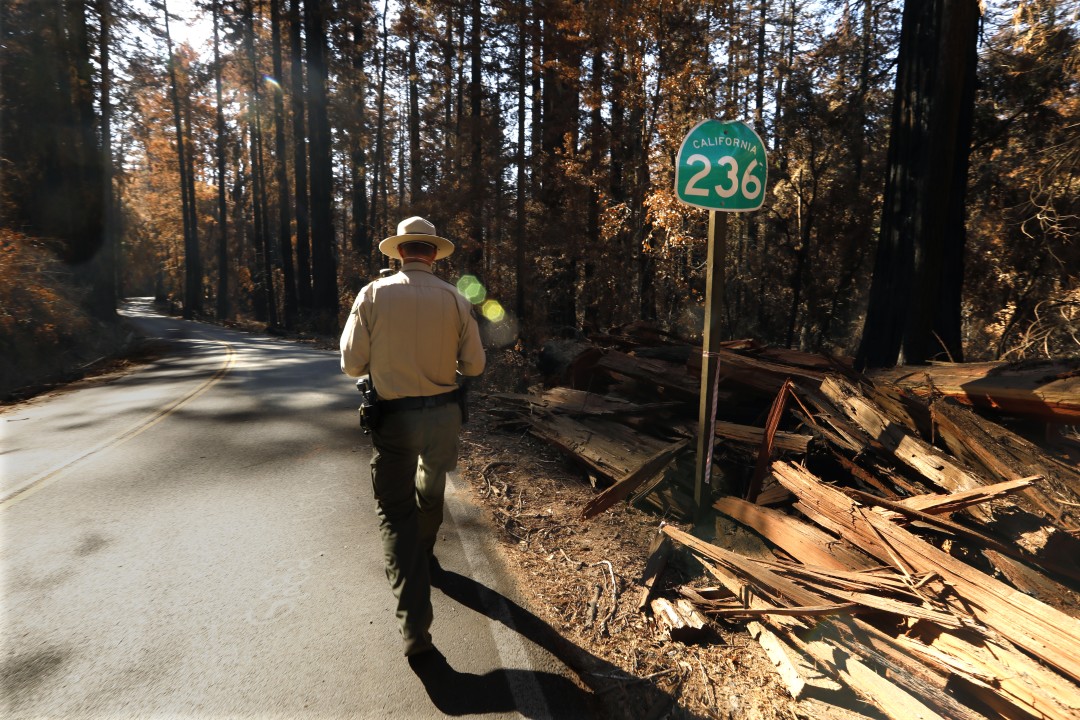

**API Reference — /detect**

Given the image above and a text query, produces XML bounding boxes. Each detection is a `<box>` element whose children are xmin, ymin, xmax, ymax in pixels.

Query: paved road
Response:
<box><xmin>1</xmin><ymin>299</ymin><xmax>593</xmax><ymax>719</ymax></box>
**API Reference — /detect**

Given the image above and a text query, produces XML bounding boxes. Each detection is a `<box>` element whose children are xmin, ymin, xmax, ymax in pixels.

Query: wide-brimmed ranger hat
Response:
<box><xmin>379</xmin><ymin>216</ymin><xmax>455</xmax><ymax>260</ymax></box>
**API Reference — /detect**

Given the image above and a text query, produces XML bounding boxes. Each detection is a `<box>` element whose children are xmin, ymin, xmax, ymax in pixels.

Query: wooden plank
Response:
<box><xmin>928</xmin><ymin>397</ymin><xmax>1080</xmax><ymax>524</ymax></box>
<box><xmin>784</xmin><ymin>630</ymin><xmax>946</xmax><ymax>720</ymax></box>
<box><xmin>713</xmin><ymin>349</ymin><xmax>829</xmax><ymax>392</ymax></box>
<box><xmin>713</xmin><ymin>496</ymin><xmax>876</xmax><ymax>571</ymax></box>
<box><xmin>751</xmin><ymin>561</ymin><xmax>914</xmax><ymax>595</ymax></box>
<box><xmin>868</xmin><ymin>358</ymin><xmax>1080</xmax><ymax>423</ymax></box>
<box><xmin>983</xmin><ymin>550</ymin><xmax>1080</xmax><ymax>616</ymax></box>
<box><xmin>818</xmin><ymin>617</ymin><xmax>992</xmax><ymax>720</ymax></box>
<box><xmin>581</xmin><ymin>439</ymin><xmax>690</xmax><ymax>519</ymax></box>
<box><xmin>705</xmin><ymin>603</ymin><xmax>860</xmax><ymax>618</ymax></box>
<box><xmin>813</xmin><ymin>589</ymin><xmax>964</xmax><ymax>629</ymax></box>
<box><xmin>845</xmin><ymin>487</ymin><xmax>1080</xmax><ymax>583</ymax></box>
<box><xmin>747</xmin><ymin>621</ymin><xmax>808</xmax><ymax>699</ymax></box>
<box><xmin>747</xmin><ymin>380</ymin><xmax>794</xmax><ymax>502</ymax></box>
<box><xmin>663</xmin><ymin>525</ymin><xmax>829</xmax><ymax>608</ymax></box>
<box><xmin>697</xmin><ymin>556</ymin><xmax>807</xmax><ymax>632</ymax></box>
<box><xmin>636</xmin><ymin>532</ymin><xmax>673</xmax><ymax>612</ymax></box>
<box><xmin>771</xmin><ymin>460</ymin><xmax>1080</xmax><ymax>686</ymax></box>
<box><xmin>713</xmin><ymin>420</ymin><xmax>811</xmax><ymax>453</ymax></box>
<box><xmin>696</xmin><ymin>561</ymin><xmax>978</xmax><ymax>720</ymax></box>
<box><xmin>651</xmin><ymin>598</ymin><xmax>707</xmax><ymax>643</ymax></box>
<box><xmin>898</xmin><ymin>476</ymin><xmax>1039</xmax><ymax>515</ymax></box>
<box><xmin>494</xmin><ymin>387</ymin><xmax>682</xmax><ymax>418</ymax></box>
<box><xmin>896</xmin><ymin>629</ymin><xmax>1080</xmax><ymax>720</ymax></box>
<box><xmin>667</xmin><ymin>522</ymin><xmax>964</xmax><ymax>626</ymax></box>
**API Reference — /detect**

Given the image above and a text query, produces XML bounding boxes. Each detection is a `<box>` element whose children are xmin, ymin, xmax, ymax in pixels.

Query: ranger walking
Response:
<box><xmin>340</xmin><ymin>216</ymin><xmax>486</xmax><ymax>658</ymax></box>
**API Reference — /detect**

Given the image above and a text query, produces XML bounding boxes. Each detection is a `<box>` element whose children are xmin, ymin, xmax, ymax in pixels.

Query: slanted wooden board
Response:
<box><xmin>712</xmin><ymin>496</ymin><xmax>875</xmax><ymax>571</ymax></box>
<box><xmin>787</xmin><ymin>630</ymin><xmax>946</xmax><ymax>720</ymax></box>
<box><xmin>637</xmin><ymin>531</ymin><xmax>673</xmax><ymax>612</ymax></box>
<box><xmin>713</xmin><ymin>349</ymin><xmax>829</xmax><ymax>393</ymax></box>
<box><xmin>582</xmin><ymin>439</ymin><xmax>690</xmax><ymax>519</ymax></box>
<box><xmin>896</xmin><ymin>628</ymin><xmax>1080</xmax><ymax>720</ymax></box>
<box><xmin>845</xmin><ymin>486</ymin><xmax>1080</xmax><ymax>583</ymax></box>
<box><xmin>897</xmin><ymin>476</ymin><xmax>1038</xmax><ymax>515</ymax></box>
<box><xmin>982</xmin><ymin>549</ymin><xmax>1080</xmax><ymax>616</ymax></box>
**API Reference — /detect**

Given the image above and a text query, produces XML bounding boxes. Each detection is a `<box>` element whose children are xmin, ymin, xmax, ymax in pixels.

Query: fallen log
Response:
<box><xmin>537</xmin><ymin>338</ymin><xmax>603</xmax><ymax>388</ymax></box>
<box><xmin>868</xmin><ymin>358</ymin><xmax>1080</xmax><ymax>424</ymax></box>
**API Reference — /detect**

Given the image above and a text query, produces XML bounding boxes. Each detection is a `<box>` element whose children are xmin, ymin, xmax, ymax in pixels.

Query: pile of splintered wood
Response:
<box><xmin>492</xmin><ymin>324</ymin><xmax>1080</xmax><ymax>720</ymax></box>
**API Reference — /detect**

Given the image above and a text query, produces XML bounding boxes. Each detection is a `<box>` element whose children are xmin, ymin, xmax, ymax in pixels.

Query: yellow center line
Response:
<box><xmin>0</xmin><ymin>342</ymin><xmax>237</xmax><ymax>512</ymax></box>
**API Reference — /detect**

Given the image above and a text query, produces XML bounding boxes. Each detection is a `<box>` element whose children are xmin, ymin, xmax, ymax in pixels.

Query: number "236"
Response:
<box><xmin>684</xmin><ymin>154</ymin><xmax>763</xmax><ymax>200</ymax></box>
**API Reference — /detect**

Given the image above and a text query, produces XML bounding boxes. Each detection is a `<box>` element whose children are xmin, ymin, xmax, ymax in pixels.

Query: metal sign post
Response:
<box><xmin>694</xmin><ymin>211</ymin><xmax>726</xmax><ymax>517</ymax></box>
<box><xmin>673</xmin><ymin>119</ymin><xmax>767</xmax><ymax>519</ymax></box>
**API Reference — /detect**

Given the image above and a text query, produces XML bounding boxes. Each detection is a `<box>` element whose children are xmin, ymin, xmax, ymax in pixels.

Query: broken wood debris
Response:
<box><xmin>498</xmin><ymin>327</ymin><xmax>1080</xmax><ymax>719</ymax></box>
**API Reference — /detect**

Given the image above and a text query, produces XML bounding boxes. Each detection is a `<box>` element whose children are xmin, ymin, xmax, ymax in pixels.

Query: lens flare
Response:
<box><xmin>481</xmin><ymin>300</ymin><xmax>505</xmax><ymax>323</ymax></box>
<box><xmin>456</xmin><ymin>275</ymin><xmax>487</xmax><ymax>304</ymax></box>
<box><xmin>263</xmin><ymin>75</ymin><xmax>283</xmax><ymax>92</ymax></box>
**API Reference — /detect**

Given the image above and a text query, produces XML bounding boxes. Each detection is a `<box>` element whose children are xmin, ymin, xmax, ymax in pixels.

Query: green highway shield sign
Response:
<box><xmin>675</xmin><ymin>119</ymin><xmax>768</xmax><ymax>212</ymax></box>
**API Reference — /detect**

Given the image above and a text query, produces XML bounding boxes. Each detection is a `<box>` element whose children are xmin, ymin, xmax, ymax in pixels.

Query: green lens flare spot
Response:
<box><xmin>482</xmin><ymin>300</ymin><xmax>506</xmax><ymax>323</ymax></box>
<box><xmin>457</xmin><ymin>275</ymin><xmax>486</xmax><ymax>304</ymax></box>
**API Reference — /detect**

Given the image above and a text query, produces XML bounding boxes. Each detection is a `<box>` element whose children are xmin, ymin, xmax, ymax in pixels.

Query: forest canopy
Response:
<box><xmin>1</xmin><ymin>0</ymin><xmax>1077</xmax><ymax>362</ymax></box>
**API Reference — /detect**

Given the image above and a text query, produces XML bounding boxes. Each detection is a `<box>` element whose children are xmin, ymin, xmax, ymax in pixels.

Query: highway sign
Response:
<box><xmin>675</xmin><ymin>119</ymin><xmax>768</xmax><ymax>212</ymax></box>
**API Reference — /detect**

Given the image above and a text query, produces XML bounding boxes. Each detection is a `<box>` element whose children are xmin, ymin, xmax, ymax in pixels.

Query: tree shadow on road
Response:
<box><xmin>422</xmin><ymin>565</ymin><xmax>697</xmax><ymax>719</ymax></box>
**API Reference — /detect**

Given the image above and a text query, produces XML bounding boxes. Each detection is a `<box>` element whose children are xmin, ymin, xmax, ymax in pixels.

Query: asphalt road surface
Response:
<box><xmin>1</xmin><ymin>299</ymin><xmax>593</xmax><ymax>719</ymax></box>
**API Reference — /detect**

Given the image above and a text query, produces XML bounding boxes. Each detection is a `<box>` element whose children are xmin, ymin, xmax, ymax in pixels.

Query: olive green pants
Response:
<box><xmin>369</xmin><ymin>402</ymin><xmax>460</xmax><ymax>655</ymax></box>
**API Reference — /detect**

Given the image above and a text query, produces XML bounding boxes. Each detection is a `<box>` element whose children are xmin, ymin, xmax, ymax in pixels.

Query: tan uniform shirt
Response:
<box><xmin>340</xmin><ymin>262</ymin><xmax>486</xmax><ymax>400</ymax></box>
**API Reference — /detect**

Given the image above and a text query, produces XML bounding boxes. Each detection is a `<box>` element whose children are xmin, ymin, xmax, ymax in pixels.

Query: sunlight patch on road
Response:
<box><xmin>0</xmin><ymin>342</ymin><xmax>237</xmax><ymax>511</ymax></box>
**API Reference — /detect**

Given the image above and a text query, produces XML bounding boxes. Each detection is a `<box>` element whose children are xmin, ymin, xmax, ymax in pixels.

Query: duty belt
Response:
<box><xmin>380</xmin><ymin>389</ymin><xmax>460</xmax><ymax>414</ymax></box>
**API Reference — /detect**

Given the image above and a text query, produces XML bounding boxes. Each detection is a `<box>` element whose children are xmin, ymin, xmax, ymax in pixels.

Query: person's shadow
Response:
<box><xmin>409</xmin><ymin>563</ymin><xmax>660</xmax><ymax>718</ymax></box>
<box><xmin>408</xmin><ymin>647</ymin><xmax>589</xmax><ymax>718</ymax></box>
